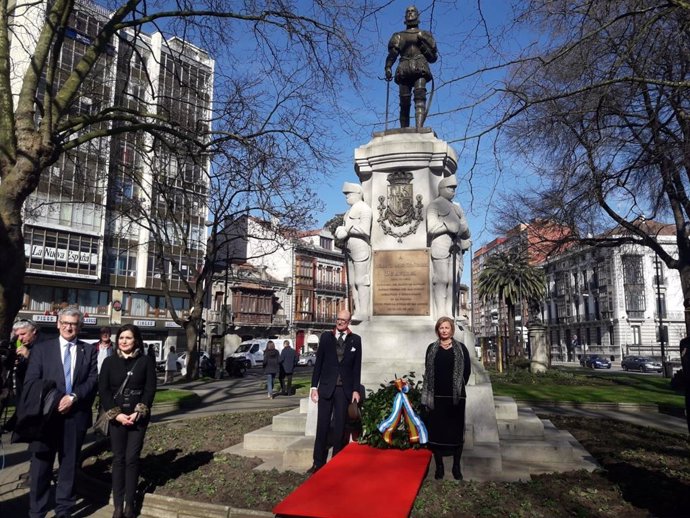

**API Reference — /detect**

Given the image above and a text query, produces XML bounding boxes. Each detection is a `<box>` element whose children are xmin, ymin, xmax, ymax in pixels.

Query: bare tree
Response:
<box><xmin>0</xmin><ymin>0</ymin><xmax>369</xmax><ymax>342</ymax></box>
<box><xmin>111</xmin><ymin>120</ymin><xmax>321</xmax><ymax>378</ymax></box>
<box><xmin>487</xmin><ymin>1</ymin><xmax>690</xmax><ymax>334</ymax></box>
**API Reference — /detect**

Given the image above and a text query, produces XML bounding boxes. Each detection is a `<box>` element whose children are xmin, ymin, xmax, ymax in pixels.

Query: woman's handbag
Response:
<box><xmin>94</xmin><ymin>358</ymin><xmax>142</xmax><ymax>437</ymax></box>
<box><xmin>94</xmin><ymin>407</ymin><xmax>111</xmax><ymax>437</ymax></box>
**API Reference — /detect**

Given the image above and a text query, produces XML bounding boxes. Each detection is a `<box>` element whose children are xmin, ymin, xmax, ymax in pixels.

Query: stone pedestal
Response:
<box><xmin>355</xmin><ymin>128</ymin><xmax>457</xmax><ymax>252</ymax></box>
<box><xmin>352</xmin><ymin>129</ymin><xmax>458</xmax><ymax>383</ymax></box>
<box><xmin>350</xmin><ymin>128</ymin><xmax>500</xmax><ymax>452</ymax></box>
<box><xmin>529</xmin><ymin>323</ymin><xmax>548</xmax><ymax>373</ymax></box>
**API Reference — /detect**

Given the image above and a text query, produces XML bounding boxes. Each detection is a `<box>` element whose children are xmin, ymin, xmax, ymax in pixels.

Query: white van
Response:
<box><xmin>230</xmin><ymin>338</ymin><xmax>293</xmax><ymax>367</ymax></box>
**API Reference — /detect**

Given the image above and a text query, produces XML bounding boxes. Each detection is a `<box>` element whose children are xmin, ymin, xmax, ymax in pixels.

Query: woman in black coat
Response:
<box><xmin>421</xmin><ymin>316</ymin><xmax>472</xmax><ymax>480</ymax></box>
<box><xmin>99</xmin><ymin>324</ymin><xmax>157</xmax><ymax>518</ymax></box>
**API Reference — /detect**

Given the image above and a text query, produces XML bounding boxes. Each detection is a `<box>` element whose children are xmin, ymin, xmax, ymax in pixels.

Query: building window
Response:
<box><xmin>24</xmin><ymin>285</ymin><xmax>108</xmax><ymax>314</ymax></box>
<box><xmin>631</xmin><ymin>325</ymin><xmax>641</xmax><ymax>345</ymax></box>
<box><xmin>622</xmin><ymin>255</ymin><xmax>645</xmax><ymax>317</ymax></box>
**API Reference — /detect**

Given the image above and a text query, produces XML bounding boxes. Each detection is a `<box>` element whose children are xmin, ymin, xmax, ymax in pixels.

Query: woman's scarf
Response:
<box><xmin>116</xmin><ymin>347</ymin><xmax>142</xmax><ymax>359</ymax></box>
<box><xmin>421</xmin><ymin>338</ymin><xmax>465</xmax><ymax>410</ymax></box>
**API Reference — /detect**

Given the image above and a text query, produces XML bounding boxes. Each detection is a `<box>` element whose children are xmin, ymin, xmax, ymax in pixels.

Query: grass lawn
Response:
<box><xmin>153</xmin><ymin>388</ymin><xmax>201</xmax><ymax>406</ymax></box>
<box><xmin>491</xmin><ymin>366</ymin><xmax>685</xmax><ymax>410</ymax></box>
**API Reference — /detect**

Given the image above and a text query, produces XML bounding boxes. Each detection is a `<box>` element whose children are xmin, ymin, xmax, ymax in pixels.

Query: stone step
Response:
<box><xmin>462</xmin><ymin>442</ymin><xmax>503</xmax><ymax>477</ymax></box>
<box><xmin>142</xmin><ymin>493</ymin><xmax>273</xmax><ymax>518</ymax></box>
<box><xmin>242</xmin><ymin>424</ymin><xmax>303</xmax><ymax>452</ymax></box>
<box><xmin>299</xmin><ymin>397</ymin><xmax>310</xmax><ymax>413</ymax></box>
<box><xmin>500</xmin><ymin>437</ymin><xmax>575</xmax><ymax>463</ymax></box>
<box><xmin>494</xmin><ymin>396</ymin><xmax>518</xmax><ymax>420</ymax></box>
<box><xmin>497</xmin><ymin>407</ymin><xmax>545</xmax><ymax>438</ymax></box>
<box><xmin>272</xmin><ymin>407</ymin><xmax>307</xmax><ymax>433</ymax></box>
<box><xmin>282</xmin><ymin>436</ymin><xmax>317</xmax><ymax>470</ymax></box>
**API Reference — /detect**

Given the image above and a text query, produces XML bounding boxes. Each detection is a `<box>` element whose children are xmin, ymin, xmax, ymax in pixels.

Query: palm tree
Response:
<box><xmin>476</xmin><ymin>251</ymin><xmax>546</xmax><ymax>365</ymax></box>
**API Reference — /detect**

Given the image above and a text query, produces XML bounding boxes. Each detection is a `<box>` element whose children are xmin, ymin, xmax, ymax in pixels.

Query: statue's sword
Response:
<box><xmin>385</xmin><ymin>78</ymin><xmax>390</xmax><ymax>130</ymax></box>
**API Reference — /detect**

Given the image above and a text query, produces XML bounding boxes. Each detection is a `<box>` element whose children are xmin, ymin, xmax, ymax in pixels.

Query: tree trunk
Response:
<box><xmin>681</xmin><ymin>265</ymin><xmax>690</xmax><ymax>339</ymax></box>
<box><xmin>507</xmin><ymin>302</ymin><xmax>517</xmax><ymax>364</ymax></box>
<box><xmin>184</xmin><ymin>322</ymin><xmax>199</xmax><ymax>380</ymax></box>
<box><xmin>0</xmin><ymin>188</ymin><xmax>30</xmax><ymax>340</ymax></box>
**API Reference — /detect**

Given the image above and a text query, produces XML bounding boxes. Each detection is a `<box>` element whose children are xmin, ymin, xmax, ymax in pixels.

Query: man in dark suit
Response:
<box><xmin>24</xmin><ymin>307</ymin><xmax>98</xmax><ymax>518</ymax></box>
<box><xmin>308</xmin><ymin>310</ymin><xmax>362</xmax><ymax>474</ymax></box>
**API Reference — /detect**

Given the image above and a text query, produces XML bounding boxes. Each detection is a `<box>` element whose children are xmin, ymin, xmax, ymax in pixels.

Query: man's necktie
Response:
<box><xmin>64</xmin><ymin>343</ymin><xmax>72</xmax><ymax>394</ymax></box>
<box><xmin>337</xmin><ymin>333</ymin><xmax>345</xmax><ymax>347</ymax></box>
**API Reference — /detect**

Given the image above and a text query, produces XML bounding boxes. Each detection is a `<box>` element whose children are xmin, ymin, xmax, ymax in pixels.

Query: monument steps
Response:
<box><xmin>271</xmin><ymin>407</ymin><xmax>307</xmax><ymax>433</ymax></box>
<box><xmin>241</xmin><ymin>424</ymin><xmax>303</xmax><ymax>452</ymax></box>
<box><xmin>228</xmin><ymin>396</ymin><xmax>598</xmax><ymax>480</ymax></box>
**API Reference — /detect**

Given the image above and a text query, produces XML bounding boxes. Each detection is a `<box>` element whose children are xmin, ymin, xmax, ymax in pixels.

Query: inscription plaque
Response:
<box><xmin>373</xmin><ymin>249</ymin><xmax>430</xmax><ymax>316</ymax></box>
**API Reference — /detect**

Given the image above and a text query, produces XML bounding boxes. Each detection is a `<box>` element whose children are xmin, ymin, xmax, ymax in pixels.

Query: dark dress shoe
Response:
<box><xmin>306</xmin><ymin>464</ymin><xmax>322</xmax><ymax>475</ymax></box>
<box><xmin>434</xmin><ymin>463</ymin><xmax>444</xmax><ymax>480</ymax></box>
<box><xmin>452</xmin><ymin>464</ymin><xmax>463</xmax><ymax>480</ymax></box>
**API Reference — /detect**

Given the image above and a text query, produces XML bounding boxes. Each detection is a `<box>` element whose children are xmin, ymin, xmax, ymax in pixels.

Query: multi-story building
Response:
<box><xmin>290</xmin><ymin>229</ymin><xmax>348</xmax><ymax>352</ymax></box>
<box><xmin>13</xmin><ymin>0</ymin><xmax>213</xmax><ymax>356</ymax></box>
<box><xmin>212</xmin><ymin>216</ymin><xmax>348</xmax><ymax>355</ymax></box>
<box><xmin>471</xmin><ymin>222</ymin><xmax>565</xmax><ymax>351</ymax></box>
<box><xmin>542</xmin><ymin>222</ymin><xmax>683</xmax><ymax>362</ymax></box>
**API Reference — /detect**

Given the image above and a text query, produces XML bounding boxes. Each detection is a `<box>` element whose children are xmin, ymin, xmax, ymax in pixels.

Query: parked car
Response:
<box><xmin>579</xmin><ymin>355</ymin><xmax>592</xmax><ymax>367</ymax></box>
<box><xmin>584</xmin><ymin>355</ymin><xmax>612</xmax><ymax>369</ymax></box>
<box><xmin>298</xmin><ymin>352</ymin><xmax>316</xmax><ymax>366</ymax></box>
<box><xmin>228</xmin><ymin>339</ymin><xmax>293</xmax><ymax>368</ymax></box>
<box><xmin>621</xmin><ymin>356</ymin><xmax>663</xmax><ymax>373</ymax></box>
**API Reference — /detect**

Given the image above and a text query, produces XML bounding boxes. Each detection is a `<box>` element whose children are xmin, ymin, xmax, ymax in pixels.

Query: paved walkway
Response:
<box><xmin>1</xmin><ymin>370</ymin><xmax>687</xmax><ymax>517</ymax></box>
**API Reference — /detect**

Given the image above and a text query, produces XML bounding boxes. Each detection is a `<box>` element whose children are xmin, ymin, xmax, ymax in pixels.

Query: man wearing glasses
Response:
<box><xmin>307</xmin><ymin>310</ymin><xmax>362</xmax><ymax>474</ymax></box>
<box><xmin>24</xmin><ymin>307</ymin><xmax>98</xmax><ymax>518</ymax></box>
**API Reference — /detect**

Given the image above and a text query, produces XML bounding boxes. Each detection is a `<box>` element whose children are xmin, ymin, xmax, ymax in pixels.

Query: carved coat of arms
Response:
<box><xmin>377</xmin><ymin>171</ymin><xmax>424</xmax><ymax>242</ymax></box>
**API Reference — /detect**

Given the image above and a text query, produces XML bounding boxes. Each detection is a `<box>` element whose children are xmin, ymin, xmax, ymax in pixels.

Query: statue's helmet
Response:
<box><xmin>405</xmin><ymin>6</ymin><xmax>420</xmax><ymax>26</ymax></box>
<box><xmin>438</xmin><ymin>175</ymin><xmax>458</xmax><ymax>191</ymax></box>
<box><xmin>342</xmin><ymin>182</ymin><xmax>363</xmax><ymax>195</ymax></box>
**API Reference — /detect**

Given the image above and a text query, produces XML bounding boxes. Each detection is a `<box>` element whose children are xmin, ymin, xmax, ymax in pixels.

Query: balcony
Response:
<box><xmin>294</xmin><ymin>311</ymin><xmax>314</xmax><ymax>323</ymax></box>
<box><xmin>233</xmin><ymin>312</ymin><xmax>273</xmax><ymax>326</ymax></box>
<box><xmin>315</xmin><ymin>282</ymin><xmax>347</xmax><ymax>294</ymax></box>
<box><xmin>626</xmin><ymin>310</ymin><xmax>645</xmax><ymax>320</ymax></box>
<box><xmin>657</xmin><ymin>310</ymin><xmax>684</xmax><ymax>321</ymax></box>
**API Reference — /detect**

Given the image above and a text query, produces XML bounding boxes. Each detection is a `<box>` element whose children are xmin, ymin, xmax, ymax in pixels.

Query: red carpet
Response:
<box><xmin>273</xmin><ymin>443</ymin><xmax>431</xmax><ymax>518</ymax></box>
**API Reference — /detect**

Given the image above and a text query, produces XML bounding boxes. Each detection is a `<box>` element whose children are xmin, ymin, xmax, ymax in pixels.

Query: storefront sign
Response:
<box><xmin>133</xmin><ymin>320</ymin><xmax>155</xmax><ymax>327</ymax></box>
<box><xmin>83</xmin><ymin>317</ymin><xmax>97</xmax><ymax>325</ymax></box>
<box><xmin>165</xmin><ymin>321</ymin><xmax>181</xmax><ymax>328</ymax></box>
<box><xmin>24</xmin><ymin>244</ymin><xmax>97</xmax><ymax>265</ymax></box>
<box><xmin>33</xmin><ymin>315</ymin><xmax>57</xmax><ymax>323</ymax></box>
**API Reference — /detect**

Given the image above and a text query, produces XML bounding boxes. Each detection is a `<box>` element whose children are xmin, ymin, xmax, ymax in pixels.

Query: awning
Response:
<box><xmin>307</xmin><ymin>334</ymin><xmax>319</xmax><ymax>344</ymax></box>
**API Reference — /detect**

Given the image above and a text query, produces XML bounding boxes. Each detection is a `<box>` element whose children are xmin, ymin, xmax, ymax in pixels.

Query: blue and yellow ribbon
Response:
<box><xmin>377</xmin><ymin>379</ymin><xmax>428</xmax><ymax>446</ymax></box>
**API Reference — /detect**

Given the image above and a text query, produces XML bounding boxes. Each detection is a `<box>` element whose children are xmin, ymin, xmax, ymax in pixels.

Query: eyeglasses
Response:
<box><xmin>59</xmin><ymin>321</ymin><xmax>79</xmax><ymax>327</ymax></box>
<box><xmin>336</xmin><ymin>318</ymin><xmax>350</xmax><ymax>323</ymax></box>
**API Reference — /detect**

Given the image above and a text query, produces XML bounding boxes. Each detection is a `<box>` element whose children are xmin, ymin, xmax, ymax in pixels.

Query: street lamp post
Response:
<box><xmin>655</xmin><ymin>256</ymin><xmax>667</xmax><ymax>376</ymax></box>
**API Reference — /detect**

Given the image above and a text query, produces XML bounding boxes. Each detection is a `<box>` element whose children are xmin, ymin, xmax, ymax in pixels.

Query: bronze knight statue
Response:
<box><xmin>385</xmin><ymin>6</ymin><xmax>438</xmax><ymax>129</ymax></box>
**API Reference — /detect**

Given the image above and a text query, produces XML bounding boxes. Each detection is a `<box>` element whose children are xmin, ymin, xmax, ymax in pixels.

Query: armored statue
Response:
<box><xmin>385</xmin><ymin>5</ymin><xmax>438</xmax><ymax>129</ymax></box>
<box><xmin>335</xmin><ymin>183</ymin><xmax>373</xmax><ymax>322</ymax></box>
<box><xmin>426</xmin><ymin>175</ymin><xmax>471</xmax><ymax>319</ymax></box>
